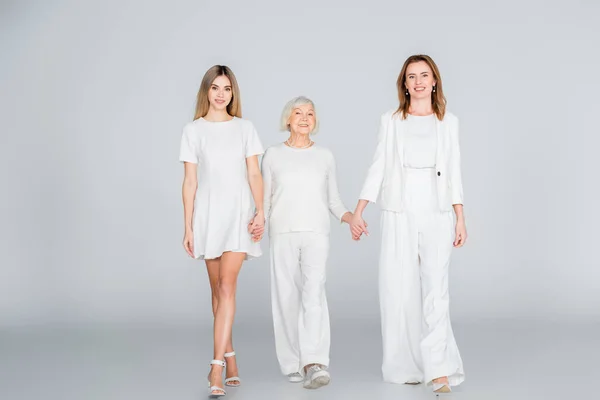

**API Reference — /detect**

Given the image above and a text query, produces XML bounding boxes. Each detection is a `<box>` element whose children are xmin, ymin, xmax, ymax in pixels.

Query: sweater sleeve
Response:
<box><xmin>326</xmin><ymin>151</ymin><xmax>350</xmax><ymax>222</ymax></box>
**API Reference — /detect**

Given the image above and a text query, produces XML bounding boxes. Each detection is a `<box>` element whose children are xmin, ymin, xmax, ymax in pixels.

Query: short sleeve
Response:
<box><xmin>245</xmin><ymin>122</ymin><xmax>264</xmax><ymax>158</ymax></box>
<box><xmin>179</xmin><ymin>123</ymin><xmax>198</xmax><ymax>163</ymax></box>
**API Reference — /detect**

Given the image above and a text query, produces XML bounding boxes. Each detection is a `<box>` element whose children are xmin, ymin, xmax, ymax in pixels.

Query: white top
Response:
<box><xmin>262</xmin><ymin>143</ymin><xmax>349</xmax><ymax>235</ymax></box>
<box><xmin>402</xmin><ymin>114</ymin><xmax>437</xmax><ymax>169</ymax></box>
<box><xmin>359</xmin><ymin>110</ymin><xmax>463</xmax><ymax>211</ymax></box>
<box><xmin>179</xmin><ymin>117</ymin><xmax>264</xmax><ymax>260</ymax></box>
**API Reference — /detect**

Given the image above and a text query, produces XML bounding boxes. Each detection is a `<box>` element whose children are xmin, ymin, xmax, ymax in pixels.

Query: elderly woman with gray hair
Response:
<box><xmin>257</xmin><ymin>96</ymin><xmax>353</xmax><ymax>389</ymax></box>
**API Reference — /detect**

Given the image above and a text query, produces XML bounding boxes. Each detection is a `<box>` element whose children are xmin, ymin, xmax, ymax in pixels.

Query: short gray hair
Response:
<box><xmin>280</xmin><ymin>96</ymin><xmax>319</xmax><ymax>134</ymax></box>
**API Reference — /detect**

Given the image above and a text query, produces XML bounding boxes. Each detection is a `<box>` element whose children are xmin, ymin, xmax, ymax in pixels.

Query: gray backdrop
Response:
<box><xmin>1</xmin><ymin>0</ymin><xmax>599</xmax><ymax>328</ymax></box>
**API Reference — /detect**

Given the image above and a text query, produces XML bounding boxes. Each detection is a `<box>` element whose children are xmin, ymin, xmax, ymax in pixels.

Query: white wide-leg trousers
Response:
<box><xmin>270</xmin><ymin>232</ymin><xmax>330</xmax><ymax>375</ymax></box>
<box><xmin>379</xmin><ymin>168</ymin><xmax>465</xmax><ymax>386</ymax></box>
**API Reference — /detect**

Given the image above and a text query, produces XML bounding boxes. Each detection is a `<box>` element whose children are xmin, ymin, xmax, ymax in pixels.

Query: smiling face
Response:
<box><xmin>405</xmin><ymin>61</ymin><xmax>437</xmax><ymax>100</ymax></box>
<box><xmin>207</xmin><ymin>74</ymin><xmax>233</xmax><ymax>112</ymax></box>
<box><xmin>287</xmin><ymin>103</ymin><xmax>316</xmax><ymax>135</ymax></box>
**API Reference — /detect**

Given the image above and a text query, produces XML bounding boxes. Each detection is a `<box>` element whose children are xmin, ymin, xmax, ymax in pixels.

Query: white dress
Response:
<box><xmin>179</xmin><ymin>117</ymin><xmax>264</xmax><ymax>260</ymax></box>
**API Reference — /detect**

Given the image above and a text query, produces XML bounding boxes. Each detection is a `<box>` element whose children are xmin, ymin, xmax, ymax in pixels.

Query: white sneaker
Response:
<box><xmin>303</xmin><ymin>365</ymin><xmax>330</xmax><ymax>389</ymax></box>
<box><xmin>287</xmin><ymin>372</ymin><xmax>303</xmax><ymax>383</ymax></box>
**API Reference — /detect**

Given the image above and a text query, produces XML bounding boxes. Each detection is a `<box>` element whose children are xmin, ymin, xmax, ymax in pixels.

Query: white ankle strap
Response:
<box><xmin>432</xmin><ymin>383</ymin><xmax>452</xmax><ymax>392</ymax></box>
<box><xmin>224</xmin><ymin>351</ymin><xmax>236</xmax><ymax>358</ymax></box>
<box><xmin>210</xmin><ymin>359</ymin><xmax>226</xmax><ymax>367</ymax></box>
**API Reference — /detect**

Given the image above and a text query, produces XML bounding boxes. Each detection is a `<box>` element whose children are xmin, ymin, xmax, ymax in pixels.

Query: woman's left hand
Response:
<box><xmin>454</xmin><ymin>219</ymin><xmax>467</xmax><ymax>248</ymax></box>
<box><xmin>248</xmin><ymin>211</ymin><xmax>265</xmax><ymax>242</ymax></box>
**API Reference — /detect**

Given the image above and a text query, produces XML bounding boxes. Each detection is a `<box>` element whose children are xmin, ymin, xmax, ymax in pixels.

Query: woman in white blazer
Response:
<box><xmin>350</xmin><ymin>55</ymin><xmax>467</xmax><ymax>394</ymax></box>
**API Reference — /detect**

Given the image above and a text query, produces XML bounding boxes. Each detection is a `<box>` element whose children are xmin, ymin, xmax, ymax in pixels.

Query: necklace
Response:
<box><xmin>286</xmin><ymin>138</ymin><xmax>313</xmax><ymax>149</ymax></box>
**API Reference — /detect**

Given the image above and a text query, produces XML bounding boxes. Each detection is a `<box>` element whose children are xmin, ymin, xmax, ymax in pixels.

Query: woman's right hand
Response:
<box><xmin>183</xmin><ymin>230</ymin><xmax>194</xmax><ymax>258</ymax></box>
<box><xmin>248</xmin><ymin>211</ymin><xmax>265</xmax><ymax>242</ymax></box>
<box><xmin>350</xmin><ymin>213</ymin><xmax>369</xmax><ymax>241</ymax></box>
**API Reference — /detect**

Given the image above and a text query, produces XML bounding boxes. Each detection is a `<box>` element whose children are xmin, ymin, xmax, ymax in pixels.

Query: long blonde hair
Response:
<box><xmin>194</xmin><ymin>65</ymin><xmax>242</xmax><ymax>120</ymax></box>
<box><xmin>395</xmin><ymin>55</ymin><xmax>446</xmax><ymax>120</ymax></box>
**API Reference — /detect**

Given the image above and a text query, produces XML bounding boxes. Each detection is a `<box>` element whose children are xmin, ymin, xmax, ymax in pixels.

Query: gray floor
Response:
<box><xmin>1</xmin><ymin>318</ymin><xmax>598</xmax><ymax>400</ymax></box>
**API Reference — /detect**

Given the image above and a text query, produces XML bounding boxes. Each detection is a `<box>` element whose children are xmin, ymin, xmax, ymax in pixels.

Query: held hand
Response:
<box><xmin>250</xmin><ymin>225</ymin><xmax>264</xmax><ymax>242</ymax></box>
<box><xmin>454</xmin><ymin>219</ymin><xmax>467</xmax><ymax>248</ymax></box>
<box><xmin>183</xmin><ymin>230</ymin><xmax>194</xmax><ymax>258</ymax></box>
<box><xmin>350</xmin><ymin>214</ymin><xmax>369</xmax><ymax>241</ymax></box>
<box><xmin>250</xmin><ymin>224</ymin><xmax>265</xmax><ymax>237</ymax></box>
<box><xmin>248</xmin><ymin>211</ymin><xmax>265</xmax><ymax>242</ymax></box>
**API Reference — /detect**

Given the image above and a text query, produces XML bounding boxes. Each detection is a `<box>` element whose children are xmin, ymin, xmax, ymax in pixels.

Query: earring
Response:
<box><xmin>433</xmin><ymin>86</ymin><xmax>436</xmax><ymax>93</ymax></box>
<box><xmin>405</xmin><ymin>89</ymin><xmax>409</xmax><ymax>96</ymax></box>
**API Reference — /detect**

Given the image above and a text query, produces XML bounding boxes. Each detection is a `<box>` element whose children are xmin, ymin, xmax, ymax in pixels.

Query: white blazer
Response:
<box><xmin>359</xmin><ymin>109</ymin><xmax>464</xmax><ymax>212</ymax></box>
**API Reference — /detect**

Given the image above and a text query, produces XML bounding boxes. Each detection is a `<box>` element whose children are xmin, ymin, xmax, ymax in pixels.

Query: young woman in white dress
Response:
<box><xmin>179</xmin><ymin>65</ymin><xmax>265</xmax><ymax>398</ymax></box>
<box><xmin>259</xmin><ymin>96</ymin><xmax>353</xmax><ymax>390</ymax></box>
<box><xmin>350</xmin><ymin>55</ymin><xmax>467</xmax><ymax>394</ymax></box>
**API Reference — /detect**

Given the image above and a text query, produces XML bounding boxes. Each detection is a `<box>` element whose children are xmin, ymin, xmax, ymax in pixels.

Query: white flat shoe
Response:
<box><xmin>207</xmin><ymin>359</ymin><xmax>226</xmax><ymax>398</ymax></box>
<box><xmin>223</xmin><ymin>352</ymin><xmax>240</xmax><ymax>387</ymax></box>
<box><xmin>287</xmin><ymin>372</ymin><xmax>303</xmax><ymax>383</ymax></box>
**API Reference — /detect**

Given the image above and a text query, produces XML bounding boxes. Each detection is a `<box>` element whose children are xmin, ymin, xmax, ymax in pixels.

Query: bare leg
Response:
<box><xmin>206</xmin><ymin>258</ymin><xmax>221</xmax><ymax>316</ymax></box>
<box><xmin>207</xmin><ymin>252</ymin><xmax>245</xmax><ymax>393</ymax></box>
<box><xmin>206</xmin><ymin>258</ymin><xmax>239</xmax><ymax>384</ymax></box>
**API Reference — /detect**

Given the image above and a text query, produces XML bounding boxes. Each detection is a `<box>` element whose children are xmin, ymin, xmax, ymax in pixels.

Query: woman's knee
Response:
<box><xmin>217</xmin><ymin>280</ymin><xmax>236</xmax><ymax>300</ymax></box>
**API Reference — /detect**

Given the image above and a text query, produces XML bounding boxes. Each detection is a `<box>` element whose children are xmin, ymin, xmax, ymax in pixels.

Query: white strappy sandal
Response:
<box><xmin>224</xmin><ymin>351</ymin><xmax>241</xmax><ymax>387</ymax></box>
<box><xmin>207</xmin><ymin>359</ymin><xmax>226</xmax><ymax>398</ymax></box>
<box><xmin>432</xmin><ymin>382</ymin><xmax>452</xmax><ymax>394</ymax></box>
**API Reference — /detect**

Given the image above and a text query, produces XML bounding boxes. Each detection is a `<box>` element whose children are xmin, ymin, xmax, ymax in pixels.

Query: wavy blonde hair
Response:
<box><xmin>194</xmin><ymin>65</ymin><xmax>242</xmax><ymax>120</ymax></box>
<box><xmin>395</xmin><ymin>55</ymin><xmax>446</xmax><ymax>120</ymax></box>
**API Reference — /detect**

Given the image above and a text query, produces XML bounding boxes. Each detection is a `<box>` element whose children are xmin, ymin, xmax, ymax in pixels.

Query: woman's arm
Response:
<box><xmin>449</xmin><ymin>117</ymin><xmax>464</xmax><ymax>206</ymax></box>
<box><xmin>350</xmin><ymin>117</ymin><xmax>390</xmax><ymax>240</ymax></box>
<box><xmin>354</xmin><ymin>199</ymin><xmax>369</xmax><ymax>216</ymax></box>
<box><xmin>453</xmin><ymin>204</ymin><xmax>467</xmax><ymax>247</ymax></box>
<box><xmin>349</xmin><ymin>115</ymin><xmax>389</xmax><ymax>240</ymax></box>
<box><xmin>350</xmin><ymin>200</ymin><xmax>370</xmax><ymax>240</ymax></box>
<box><xmin>261</xmin><ymin>151</ymin><xmax>272</xmax><ymax>232</ymax></box>
<box><xmin>246</xmin><ymin>155</ymin><xmax>264</xmax><ymax>240</ymax></box>
<box><xmin>326</xmin><ymin>152</ymin><xmax>352</xmax><ymax>224</ymax></box>
<box><xmin>182</xmin><ymin>162</ymin><xmax>198</xmax><ymax>257</ymax></box>
<box><xmin>358</xmin><ymin>114</ymin><xmax>388</xmax><ymax>203</ymax></box>
<box><xmin>450</xmin><ymin>117</ymin><xmax>466</xmax><ymax>247</ymax></box>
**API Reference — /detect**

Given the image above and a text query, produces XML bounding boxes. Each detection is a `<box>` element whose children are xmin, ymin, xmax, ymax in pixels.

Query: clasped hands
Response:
<box><xmin>248</xmin><ymin>211</ymin><xmax>265</xmax><ymax>242</ymax></box>
<box><xmin>248</xmin><ymin>211</ymin><xmax>370</xmax><ymax>242</ymax></box>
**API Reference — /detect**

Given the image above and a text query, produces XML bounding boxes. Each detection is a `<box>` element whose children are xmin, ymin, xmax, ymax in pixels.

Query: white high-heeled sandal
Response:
<box><xmin>223</xmin><ymin>351</ymin><xmax>241</xmax><ymax>387</ymax></box>
<box><xmin>432</xmin><ymin>382</ymin><xmax>452</xmax><ymax>394</ymax></box>
<box><xmin>207</xmin><ymin>360</ymin><xmax>226</xmax><ymax>398</ymax></box>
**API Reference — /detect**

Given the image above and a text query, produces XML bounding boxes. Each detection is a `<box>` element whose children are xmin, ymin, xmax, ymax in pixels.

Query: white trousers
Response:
<box><xmin>379</xmin><ymin>168</ymin><xmax>465</xmax><ymax>386</ymax></box>
<box><xmin>269</xmin><ymin>232</ymin><xmax>330</xmax><ymax>375</ymax></box>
